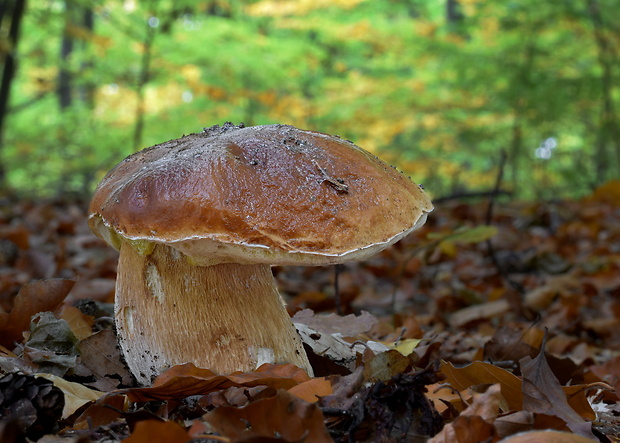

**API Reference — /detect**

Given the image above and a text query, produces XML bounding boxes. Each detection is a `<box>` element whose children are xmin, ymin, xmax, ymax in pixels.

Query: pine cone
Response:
<box><xmin>0</xmin><ymin>373</ymin><xmax>65</xmax><ymax>441</ymax></box>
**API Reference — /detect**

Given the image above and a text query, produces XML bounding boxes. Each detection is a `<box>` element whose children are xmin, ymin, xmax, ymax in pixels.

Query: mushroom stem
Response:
<box><xmin>115</xmin><ymin>241</ymin><xmax>312</xmax><ymax>385</ymax></box>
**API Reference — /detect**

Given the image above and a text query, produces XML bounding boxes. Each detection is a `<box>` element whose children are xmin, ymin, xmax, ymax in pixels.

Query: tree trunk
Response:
<box><xmin>588</xmin><ymin>0</ymin><xmax>620</xmax><ymax>184</ymax></box>
<box><xmin>58</xmin><ymin>1</ymin><xmax>95</xmax><ymax>110</ymax></box>
<box><xmin>133</xmin><ymin>15</ymin><xmax>158</xmax><ymax>150</ymax></box>
<box><xmin>78</xmin><ymin>7</ymin><xmax>95</xmax><ymax>108</ymax></box>
<box><xmin>58</xmin><ymin>24</ymin><xmax>74</xmax><ymax>110</ymax></box>
<box><xmin>0</xmin><ymin>0</ymin><xmax>27</xmax><ymax>189</ymax></box>
<box><xmin>446</xmin><ymin>0</ymin><xmax>463</xmax><ymax>27</ymax></box>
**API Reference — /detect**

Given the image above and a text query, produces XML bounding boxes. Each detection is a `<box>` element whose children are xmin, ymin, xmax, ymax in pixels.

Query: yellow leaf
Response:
<box><xmin>439</xmin><ymin>240</ymin><xmax>457</xmax><ymax>257</ymax></box>
<box><xmin>36</xmin><ymin>374</ymin><xmax>105</xmax><ymax>419</ymax></box>
<box><xmin>392</xmin><ymin>338</ymin><xmax>424</xmax><ymax>356</ymax></box>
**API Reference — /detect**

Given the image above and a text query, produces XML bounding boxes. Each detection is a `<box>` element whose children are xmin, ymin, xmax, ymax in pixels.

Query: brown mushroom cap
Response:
<box><xmin>88</xmin><ymin>123</ymin><xmax>433</xmax><ymax>266</ymax></box>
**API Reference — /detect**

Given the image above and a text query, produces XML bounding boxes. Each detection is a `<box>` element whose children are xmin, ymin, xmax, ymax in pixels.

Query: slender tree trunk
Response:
<box><xmin>132</xmin><ymin>7</ymin><xmax>179</xmax><ymax>150</ymax></box>
<box><xmin>0</xmin><ymin>0</ymin><xmax>26</xmax><ymax>189</ymax></box>
<box><xmin>133</xmin><ymin>15</ymin><xmax>158</xmax><ymax>150</ymax></box>
<box><xmin>56</xmin><ymin>0</ymin><xmax>97</xmax><ymax>195</ymax></box>
<box><xmin>58</xmin><ymin>29</ymin><xmax>73</xmax><ymax>109</ymax></box>
<box><xmin>79</xmin><ymin>7</ymin><xmax>95</xmax><ymax>108</ymax></box>
<box><xmin>587</xmin><ymin>0</ymin><xmax>620</xmax><ymax>183</ymax></box>
<box><xmin>446</xmin><ymin>0</ymin><xmax>463</xmax><ymax>27</ymax></box>
<box><xmin>58</xmin><ymin>2</ymin><xmax>94</xmax><ymax>110</ymax></box>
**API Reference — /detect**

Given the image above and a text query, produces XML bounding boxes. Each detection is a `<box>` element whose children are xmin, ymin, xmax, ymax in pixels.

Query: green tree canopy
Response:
<box><xmin>1</xmin><ymin>0</ymin><xmax>618</xmax><ymax>199</ymax></box>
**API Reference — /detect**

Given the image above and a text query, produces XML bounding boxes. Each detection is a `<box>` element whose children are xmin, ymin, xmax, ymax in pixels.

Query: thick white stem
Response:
<box><xmin>115</xmin><ymin>241</ymin><xmax>312</xmax><ymax>385</ymax></box>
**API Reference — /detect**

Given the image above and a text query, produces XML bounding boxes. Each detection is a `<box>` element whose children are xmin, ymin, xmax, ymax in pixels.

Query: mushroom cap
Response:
<box><xmin>88</xmin><ymin>124</ymin><xmax>433</xmax><ymax>266</ymax></box>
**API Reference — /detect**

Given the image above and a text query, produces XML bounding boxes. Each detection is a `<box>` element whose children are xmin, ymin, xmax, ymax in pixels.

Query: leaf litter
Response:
<box><xmin>0</xmin><ymin>182</ymin><xmax>619</xmax><ymax>441</ymax></box>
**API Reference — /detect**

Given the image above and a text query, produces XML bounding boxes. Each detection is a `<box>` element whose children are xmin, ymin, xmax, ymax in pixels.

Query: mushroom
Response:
<box><xmin>88</xmin><ymin>123</ymin><xmax>433</xmax><ymax>385</ymax></box>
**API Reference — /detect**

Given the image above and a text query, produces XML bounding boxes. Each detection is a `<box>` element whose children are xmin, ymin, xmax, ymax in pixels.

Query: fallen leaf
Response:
<box><xmin>123</xmin><ymin>363</ymin><xmax>310</xmax><ymax>403</ymax></box>
<box><xmin>36</xmin><ymin>373</ymin><xmax>104</xmax><ymax>418</ymax></box>
<box><xmin>483</xmin><ymin>326</ymin><xmax>538</xmax><ymax>366</ymax></box>
<box><xmin>288</xmin><ymin>377</ymin><xmax>332</xmax><ymax>403</ymax></box>
<box><xmin>439</xmin><ymin>361</ymin><xmax>523</xmax><ymax>412</ymax></box>
<box><xmin>524</xmin><ymin>275</ymin><xmax>580</xmax><ymax>310</ymax></box>
<box><xmin>23</xmin><ymin>312</ymin><xmax>78</xmax><ymax>376</ymax></box>
<box><xmin>498</xmin><ymin>429</ymin><xmax>599</xmax><ymax>442</ymax></box>
<box><xmin>449</xmin><ymin>299</ymin><xmax>511</xmax><ymax>328</ymax></box>
<box><xmin>204</xmin><ymin>385</ymin><xmax>275</xmax><ymax>408</ymax></box>
<box><xmin>429</xmin><ymin>225</ymin><xmax>498</xmax><ymax>257</ymax></box>
<box><xmin>426</xmin><ymin>383</ymin><xmax>465</xmax><ymax>414</ymax></box>
<box><xmin>123</xmin><ymin>419</ymin><xmax>190</xmax><ymax>443</ymax></box>
<box><xmin>292</xmin><ymin>309</ymin><xmax>378</xmax><ymax>335</ymax></box>
<box><xmin>431</xmin><ymin>414</ymin><xmax>497</xmax><ymax>443</ymax></box>
<box><xmin>296</xmin><ymin>322</ymin><xmax>389</xmax><ymax>372</ymax></box>
<box><xmin>0</xmin><ymin>279</ymin><xmax>75</xmax><ymax>346</ymax></box>
<box><xmin>493</xmin><ymin>410</ymin><xmax>535</xmax><ymax>439</ymax></box>
<box><xmin>392</xmin><ymin>338</ymin><xmax>425</xmax><ymax>356</ymax></box>
<box><xmin>78</xmin><ymin>329</ymin><xmax>134</xmax><ymax>389</ymax></box>
<box><xmin>364</xmin><ymin>349</ymin><xmax>415</xmax><ymax>381</ymax></box>
<box><xmin>562</xmin><ymin>384</ymin><xmax>597</xmax><ymax>421</ymax></box>
<box><xmin>520</xmin><ymin>336</ymin><xmax>595</xmax><ymax>438</ymax></box>
<box><xmin>319</xmin><ymin>365</ymin><xmax>365</xmax><ymax>411</ymax></box>
<box><xmin>58</xmin><ymin>304</ymin><xmax>93</xmax><ymax>340</ymax></box>
<box><xmin>428</xmin><ymin>384</ymin><xmax>502</xmax><ymax>443</ymax></box>
<box><xmin>71</xmin><ymin>393</ymin><xmax>127</xmax><ymax>430</ymax></box>
<box><xmin>204</xmin><ymin>389</ymin><xmax>332</xmax><ymax>442</ymax></box>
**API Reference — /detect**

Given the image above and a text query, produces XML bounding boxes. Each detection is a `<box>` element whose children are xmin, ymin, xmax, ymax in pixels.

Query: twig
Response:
<box><xmin>433</xmin><ymin>189</ymin><xmax>512</xmax><ymax>204</ymax></box>
<box><xmin>485</xmin><ymin>150</ymin><xmax>525</xmax><ymax>294</ymax></box>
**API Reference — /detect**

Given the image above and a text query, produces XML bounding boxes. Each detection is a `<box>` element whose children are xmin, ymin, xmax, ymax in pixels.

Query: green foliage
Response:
<box><xmin>2</xmin><ymin>0</ymin><xmax>618</xmax><ymax>199</ymax></box>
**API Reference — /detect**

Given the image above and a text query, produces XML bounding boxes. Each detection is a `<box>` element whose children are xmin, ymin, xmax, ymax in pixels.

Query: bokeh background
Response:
<box><xmin>1</xmin><ymin>0</ymin><xmax>618</xmax><ymax>200</ymax></box>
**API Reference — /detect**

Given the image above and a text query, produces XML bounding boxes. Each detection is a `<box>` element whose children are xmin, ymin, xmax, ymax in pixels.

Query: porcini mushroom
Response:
<box><xmin>88</xmin><ymin>123</ymin><xmax>433</xmax><ymax>385</ymax></box>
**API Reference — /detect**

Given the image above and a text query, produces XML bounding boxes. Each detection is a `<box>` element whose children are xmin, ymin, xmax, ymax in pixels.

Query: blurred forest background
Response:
<box><xmin>1</xmin><ymin>0</ymin><xmax>618</xmax><ymax>201</ymax></box>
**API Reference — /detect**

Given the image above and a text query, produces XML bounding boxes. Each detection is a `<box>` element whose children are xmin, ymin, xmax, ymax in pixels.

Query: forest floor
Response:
<box><xmin>0</xmin><ymin>181</ymin><xmax>619</xmax><ymax>442</ymax></box>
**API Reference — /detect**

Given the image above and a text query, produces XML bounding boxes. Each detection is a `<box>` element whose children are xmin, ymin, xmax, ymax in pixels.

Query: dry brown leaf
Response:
<box><xmin>520</xmin><ymin>340</ymin><xmax>595</xmax><ymax>438</ymax></box>
<box><xmin>78</xmin><ymin>329</ymin><xmax>134</xmax><ymax>390</ymax></box>
<box><xmin>524</xmin><ymin>275</ymin><xmax>581</xmax><ymax>310</ymax></box>
<box><xmin>363</xmin><ymin>348</ymin><xmax>415</xmax><ymax>381</ymax></box>
<box><xmin>449</xmin><ymin>299</ymin><xmax>511</xmax><ymax>328</ymax></box>
<box><xmin>0</xmin><ymin>279</ymin><xmax>75</xmax><ymax>346</ymax></box>
<box><xmin>123</xmin><ymin>362</ymin><xmax>310</xmax><ymax>403</ymax></box>
<box><xmin>483</xmin><ymin>326</ymin><xmax>538</xmax><ymax>364</ymax></box>
<box><xmin>318</xmin><ymin>365</ymin><xmax>365</xmax><ymax>411</ymax></box>
<box><xmin>499</xmin><ymin>430</ymin><xmax>599</xmax><ymax>443</ymax></box>
<box><xmin>590</xmin><ymin>354</ymin><xmax>620</xmax><ymax>394</ymax></box>
<box><xmin>563</xmin><ymin>385</ymin><xmax>597</xmax><ymax>421</ymax></box>
<box><xmin>72</xmin><ymin>392</ymin><xmax>127</xmax><ymax>430</ymax></box>
<box><xmin>426</xmin><ymin>383</ymin><xmax>467</xmax><ymax>414</ymax></box>
<box><xmin>432</xmin><ymin>414</ymin><xmax>498</xmax><ymax>443</ymax></box>
<box><xmin>292</xmin><ymin>308</ymin><xmax>378</xmax><ymax>335</ymax></box>
<box><xmin>123</xmin><ymin>420</ymin><xmax>190</xmax><ymax>443</ymax></box>
<box><xmin>204</xmin><ymin>385</ymin><xmax>275</xmax><ymax>408</ymax></box>
<box><xmin>428</xmin><ymin>384</ymin><xmax>503</xmax><ymax>443</ymax></box>
<box><xmin>439</xmin><ymin>360</ymin><xmax>523</xmax><ymax>411</ymax></box>
<box><xmin>493</xmin><ymin>410</ymin><xmax>535</xmax><ymax>439</ymax></box>
<box><xmin>58</xmin><ymin>304</ymin><xmax>93</xmax><ymax>340</ymax></box>
<box><xmin>288</xmin><ymin>377</ymin><xmax>332</xmax><ymax>403</ymax></box>
<box><xmin>204</xmin><ymin>389</ymin><xmax>331</xmax><ymax>442</ymax></box>
<box><xmin>295</xmin><ymin>323</ymin><xmax>370</xmax><ymax>371</ymax></box>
